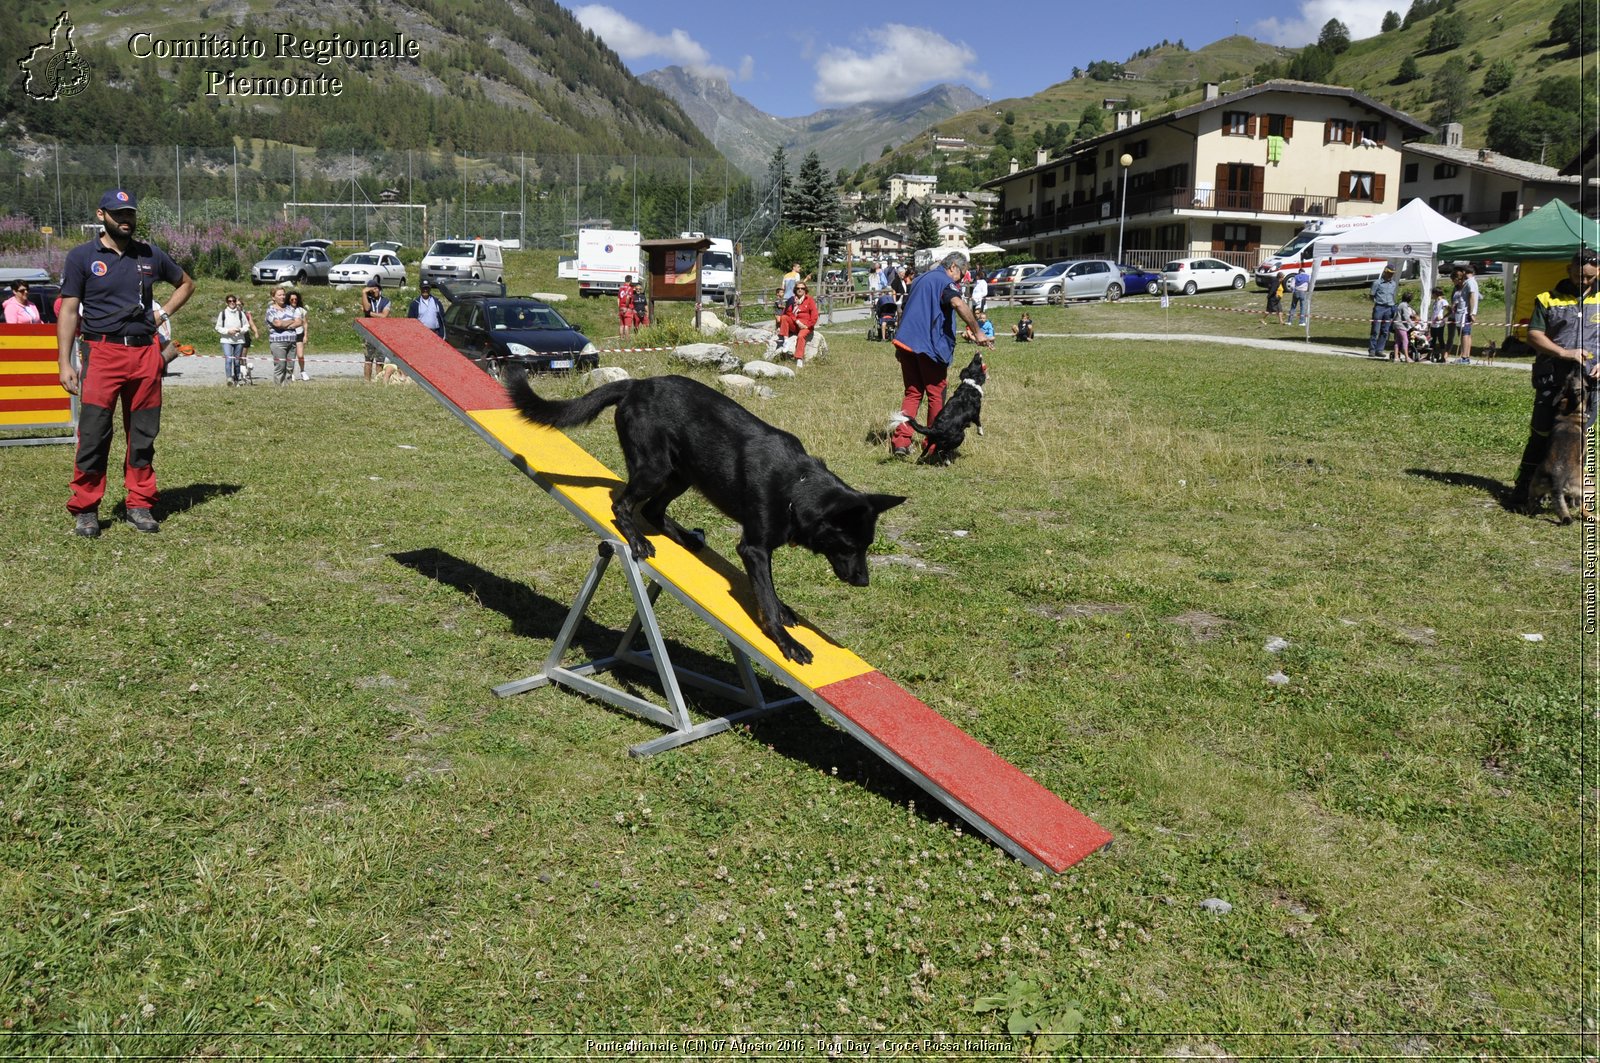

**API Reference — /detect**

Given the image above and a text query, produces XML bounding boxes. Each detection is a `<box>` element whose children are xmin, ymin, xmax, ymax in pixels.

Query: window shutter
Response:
<box><xmin>1337</xmin><ymin>171</ymin><xmax>1352</xmax><ymax>202</ymax></box>
<box><xmin>1247</xmin><ymin>225</ymin><xmax>1262</xmax><ymax>254</ymax></box>
<box><xmin>1324</xmin><ymin>120</ymin><xmax>1333</xmax><ymax>144</ymax></box>
<box><xmin>1251</xmin><ymin>166</ymin><xmax>1266</xmax><ymax>210</ymax></box>
<box><xmin>1343</xmin><ymin>126</ymin><xmax>1355</xmax><ymax>146</ymax></box>
<box><xmin>1373</xmin><ymin>173</ymin><xmax>1387</xmax><ymax>203</ymax></box>
<box><xmin>1377</xmin><ymin>123</ymin><xmax>1388</xmax><ymax>145</ymax></box>
<box><xmin>1211</xmin><ymin>223</ymin><xmax>1227</xmax><ymax>253</ymax></box>
<box><xmin>1246</xmin><ymin>114</ymin><xmax>1258</xmax><ymax>138</ymax></box>
<box><xmin>1283</xmin><ymin>115</ymin><xmax>1294</xmax><ymax>140</ymax></box>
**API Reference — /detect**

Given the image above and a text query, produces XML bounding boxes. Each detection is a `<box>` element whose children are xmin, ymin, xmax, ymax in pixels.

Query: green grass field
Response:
<box><xmin>0</xmin><ymin>305</ymin><xmax>1590</xmax><ymax>1059</ymax></box>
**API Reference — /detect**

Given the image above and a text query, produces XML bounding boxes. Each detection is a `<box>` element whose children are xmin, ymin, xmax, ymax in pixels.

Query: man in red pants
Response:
<box><xmin>57</xmin><ymin>189</ymin><xmax>194</xmax><ymax>537</ymax></box>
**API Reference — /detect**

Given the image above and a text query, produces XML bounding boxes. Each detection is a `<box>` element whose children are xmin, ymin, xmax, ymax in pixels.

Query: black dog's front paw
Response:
<box><xmin>628</xmin><ymin>535</ymin><xmax>656</xmax><ymax>561</ymax></box>
<box><xmin>773</xmin><ymin>629</ymin><xmax>814</xmax><ymax>666</ymax></box>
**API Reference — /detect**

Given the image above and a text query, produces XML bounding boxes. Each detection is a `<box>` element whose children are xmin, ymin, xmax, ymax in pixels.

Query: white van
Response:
<box><xmin>1254</xmin><ymin>215</ymin><xmax>1386</xmax><ymax>289</ymax></box>
<box><xmin>421</xmin><ymin>238</ymin><xmax>505</xmax><ymax>287</ymax></box>
<box><xmin>679</xmin><ymin>232</ymin><xmax>737</xmax><ymax>304</ymax></box>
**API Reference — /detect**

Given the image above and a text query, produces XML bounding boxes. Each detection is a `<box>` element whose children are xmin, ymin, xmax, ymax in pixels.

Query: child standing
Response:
<box><xmin>1428</xmin><ymin>289</ymin><xmax>1449</xmax><ymax>362</ymax></box>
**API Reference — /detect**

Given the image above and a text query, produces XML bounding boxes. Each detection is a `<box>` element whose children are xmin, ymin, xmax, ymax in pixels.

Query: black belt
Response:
<box><xmin>83</xmin><ymin>331</ymin><xmax>156</xmax><ymax>345</ymax></box>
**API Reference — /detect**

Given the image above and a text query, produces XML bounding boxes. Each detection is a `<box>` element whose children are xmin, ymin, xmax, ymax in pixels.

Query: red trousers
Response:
<box><xmin>70</xmin><ymin>339</ymin><xmax>163</xmax><ymax>514</ymax></box>
<box><xmin>777</xmin><ymin>313</ymin><xmax>812</xmax><ymax>361</ymax></box>
<box><xmin>889</xmin><ymin>345</ymin><xmax>948</xmax><ymax>450</ymax></box>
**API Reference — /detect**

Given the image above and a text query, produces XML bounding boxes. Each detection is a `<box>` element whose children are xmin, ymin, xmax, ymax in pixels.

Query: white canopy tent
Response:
<box><xmin>1304</xmin><ymin>200</ymin><xmax>1479</xmax><ymax>332</ymax></box>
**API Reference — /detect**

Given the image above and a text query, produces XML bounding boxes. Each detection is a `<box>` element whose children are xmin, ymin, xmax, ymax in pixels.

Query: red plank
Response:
<box><xmin>361</xmin><ymin>318</ymin><xmax>511</xmax><ymax>412</ymax></box>
<box><xmin>816</xmin><ymin>671</ymin><xmax>1112</xmax><ymax>872</ymax></box>
<box><xmin>0</xmin><ymin>374</ymin><xmax>66</xmax><ymax>388</ymax></box>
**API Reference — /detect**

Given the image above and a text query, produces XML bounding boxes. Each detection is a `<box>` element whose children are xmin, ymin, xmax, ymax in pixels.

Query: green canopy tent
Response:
<box><xmin>1437</xmin><ymin>200</ymin><xmax>1600</xmax><ymax>346</ymax></box>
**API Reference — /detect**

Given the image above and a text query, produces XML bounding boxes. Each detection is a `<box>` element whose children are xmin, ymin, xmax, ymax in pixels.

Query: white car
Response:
<box><xmin>328</xmin><ymin>251</ymin><xmax>406</xmax><ymax>289</ymax></box>
<box><xmin>1160</xmin><ymin>257</ymin><xmax>1251</xmax><ymax>295</ymax></box>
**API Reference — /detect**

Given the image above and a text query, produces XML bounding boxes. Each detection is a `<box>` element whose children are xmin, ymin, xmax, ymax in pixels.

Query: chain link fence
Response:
<box><xmin>0</xmin><ymin>143</ymin><xmax>780</xmax><ymax>271</ymax></box>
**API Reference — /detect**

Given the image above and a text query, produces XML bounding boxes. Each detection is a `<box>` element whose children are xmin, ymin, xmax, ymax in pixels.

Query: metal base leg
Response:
<box><xmin>494</xmin><ymin>539</ymin><xmax>801</xmax><ymax>756</ymax></box>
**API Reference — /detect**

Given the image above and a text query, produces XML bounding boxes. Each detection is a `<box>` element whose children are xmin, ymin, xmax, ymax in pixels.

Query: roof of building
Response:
<box><xmin>982</xmin><ymin>79</ymin><xmax>1435</xmax><ymax>189</ymax></box>
<box><xmin>1404</xmin><ymin>141</ymin><xmax>1577</xmax><ymax>184</ymax></box>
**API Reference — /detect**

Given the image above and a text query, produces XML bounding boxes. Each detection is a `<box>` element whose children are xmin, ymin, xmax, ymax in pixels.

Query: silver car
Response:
<box><xmin>1013</xmin><ymin>259</ymin><xmax>1125</xmax><ymax>304</ymax></box>
<box><xmin>250</xmin><ymin>245</ymin><xmax>332</xmax><ymax>286</ymax></box>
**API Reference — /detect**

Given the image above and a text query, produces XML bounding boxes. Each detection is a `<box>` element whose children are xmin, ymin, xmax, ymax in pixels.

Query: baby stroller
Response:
<box><xmin>1405</xmin><ymin>322</ymin><xmax>1432</xmax><ymax>360</ymax></box>
<box><xmin>867</xmin><ymin>296</ymin><xmax>898</xmax><ymax>342</ymax></box>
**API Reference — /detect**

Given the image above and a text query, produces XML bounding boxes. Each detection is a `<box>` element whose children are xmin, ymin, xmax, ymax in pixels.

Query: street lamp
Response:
<box><xmin>1116</xmin><ymin>153</ymin><xmax>1133</xmax><ymax>264</ymax></box>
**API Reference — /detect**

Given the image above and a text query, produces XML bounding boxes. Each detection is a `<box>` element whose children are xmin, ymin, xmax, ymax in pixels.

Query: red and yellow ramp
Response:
<box><xmin>0</xmin><ymin>323</ymin><xmax>75</xmax><ymax>444</ymax></box>
<box><xmin>356</xmin><ymin>318</ymin><xmax>1111</xmax><ymax>872</ymax></box>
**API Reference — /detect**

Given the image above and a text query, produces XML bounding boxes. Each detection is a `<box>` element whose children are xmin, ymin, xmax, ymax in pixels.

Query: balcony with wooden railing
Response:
<box><xmin>993</xmin><ymin>188</ymin><xmax>1341</xmax><ymax>245</ymax></box>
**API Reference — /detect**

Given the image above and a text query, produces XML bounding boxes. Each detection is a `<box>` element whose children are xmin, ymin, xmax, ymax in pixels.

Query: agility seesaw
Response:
<box><xmin>0</xmin><ymin>323</ymin><xmax>77</xmax><ymax>447</ymax></box>
<box><xmin>356</xmin><ymin>318</ymin><xmax>1112</xmax><ymax>872</ymax></box>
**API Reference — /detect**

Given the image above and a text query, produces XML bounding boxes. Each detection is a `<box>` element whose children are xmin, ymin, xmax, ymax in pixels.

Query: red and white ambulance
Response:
<box><xmin>1254</xmin><ymin>215</ymin><xmax>1388</xmax><ymax>289</ymax></box>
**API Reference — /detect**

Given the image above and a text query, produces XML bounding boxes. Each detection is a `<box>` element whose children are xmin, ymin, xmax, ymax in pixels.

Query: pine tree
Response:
<box><xmin>767</xmin><ymin>146</ymin><xmax>791</xmax><ymax>222</ymax></box>
<box><xmin>912</xmin><ymin>203</ymin><xmax>940</xmax><ymax>250</ymax></box>
<box><xmin>786</xmin><ymin>151</ymin><xmax>844</xmax><ymax>246</ymax></box>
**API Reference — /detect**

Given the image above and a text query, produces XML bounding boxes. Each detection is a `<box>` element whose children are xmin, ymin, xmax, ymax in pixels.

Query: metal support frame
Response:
<box><xmin>493</xmin><ymin>539</ymin><xmax>802</xmax><ymax>757</ymax></box>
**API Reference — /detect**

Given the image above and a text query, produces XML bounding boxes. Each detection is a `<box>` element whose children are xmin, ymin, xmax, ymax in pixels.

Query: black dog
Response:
<box><xmin>901</xmin><ymin>351</ymin><xmax>988</xmax><ymax>464</ymax></box>
<box><xmin>507</xmin><ymin>374</ymin><xmax>905</xmax><ymax>665</ymax></box>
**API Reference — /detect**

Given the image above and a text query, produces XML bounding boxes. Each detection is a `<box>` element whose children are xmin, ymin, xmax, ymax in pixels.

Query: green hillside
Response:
<box><xmin>3</xmin><ymin>0</ymin><xmax>716</xmax><ymax>159</ymax></box>
<box><xmin>861</xmin><ymin>1</ymin><xmax>1594</xmax><ymax>195</ymax></box>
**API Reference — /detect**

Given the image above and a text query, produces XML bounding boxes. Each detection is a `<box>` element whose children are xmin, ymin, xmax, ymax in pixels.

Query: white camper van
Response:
<box><xmin>420</xmin><ymin>238</ymin><xmax>505</xmax><ymax>287</ymax></box>
<box><xmin>677</xmin><ymin>232</ymin><xmax>737</xmax><ymax>303</ymax></box>
<box><xmin>576</xmin><ymin>229</ymin><xmax>642</xmax><ymax>299</ymax></box>
<box><xmin>1254</xmin><ymin>216</ymin><xmax>1386</xmax><ymax>289</ymax></box>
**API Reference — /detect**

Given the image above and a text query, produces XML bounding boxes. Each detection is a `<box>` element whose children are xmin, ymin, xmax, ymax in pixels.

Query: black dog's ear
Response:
<box><xmin>868</xmin><ymin>493</ymin><xmax>907</xmax><ymax>514</ymax></box>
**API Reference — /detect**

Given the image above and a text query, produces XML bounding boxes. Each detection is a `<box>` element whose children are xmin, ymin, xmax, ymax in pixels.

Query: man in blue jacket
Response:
<box><xmin>887</xmin><ymin>251</ymin><xmax>991</xmax><ymax>457</ymax></box>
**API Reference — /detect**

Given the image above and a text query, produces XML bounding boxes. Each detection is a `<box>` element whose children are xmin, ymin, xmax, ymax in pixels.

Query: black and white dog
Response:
<box><xmin>895</xmin><ymin>351</ymin><xmax>988</xmax><ymax>464</ymax></box>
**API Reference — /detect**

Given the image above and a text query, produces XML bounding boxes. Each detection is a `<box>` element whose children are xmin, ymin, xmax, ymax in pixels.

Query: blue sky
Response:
<box><xmin>569</xmin><ymin>0</ymin><xmax>1399</xmax><ymax>117</ymax></box>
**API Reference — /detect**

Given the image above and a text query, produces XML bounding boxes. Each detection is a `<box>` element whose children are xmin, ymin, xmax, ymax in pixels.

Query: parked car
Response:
<box><xmin>328</xmin><ymin>250</ymin><xmax>407</xmax><ymax>288</ymax></box>
<box><xmin>439</xmin><ymin>287</ymin><xmax>599</xmax><ymax>382</ymax></box>
<box><xmin>1014</xmin><ymin>259</ymin><xmax>1124</xmax><ymax>304</ymax></box>
<box><xmin>298</xmin><ymin>238</ymin><xmax>335</xmax><ymax>250</ymax></box>
<box><xmin>988</xmin><ymin>262</ymin><xmax>1046</xmax><ymax>299</ymax></box>
<box><xmin>1160</xmin><ymin>257</ymin><xmax>1251</xmax><ymax>295</ymax></box>
<box><xmin>251</xmin><ymin>245</ymin><xmax>333</xmax><ymax>286</ymax></box>
<box><xmin>1116</xmin><ymin>263</ymin><xmax>1164</xmax><ymax>297</ymax></box>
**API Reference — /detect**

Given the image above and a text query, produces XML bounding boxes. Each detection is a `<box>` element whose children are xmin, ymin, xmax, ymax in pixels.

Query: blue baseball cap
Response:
<box><xmin>98</xmin><ymin>189</ymin><xmax>137</xmax><ymax>211</ymax></box>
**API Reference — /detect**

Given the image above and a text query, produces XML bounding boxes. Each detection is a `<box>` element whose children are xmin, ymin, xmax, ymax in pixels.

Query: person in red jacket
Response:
<box><xmin>618</xmin><ymin>276</ymin><xmax>637</xmax><ymax>336</ymax></box>
<box><xmin>776</xmin><ymin>282</ymin><xmax>820</xmax><ymax>367</ymax></box>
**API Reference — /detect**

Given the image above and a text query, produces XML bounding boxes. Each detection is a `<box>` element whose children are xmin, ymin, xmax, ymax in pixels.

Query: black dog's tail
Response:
<box><xmin>506</xmin><ymin>374</ymin><xmax>632</xmax><ymax>429</ymax></box>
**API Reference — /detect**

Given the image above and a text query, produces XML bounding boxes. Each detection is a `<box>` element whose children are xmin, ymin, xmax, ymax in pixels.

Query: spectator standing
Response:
<box><xmin>1452</xmin><ymin>265</ymin><xmax>1481</xmax><ymax>362</ymax></box>
<box><xmin>970</xmin><ymin>270</ymin><xmax>988</xmax><ymax>312</ymax></box>
<box><xmin>5</xmin><ymin>282</ymin><xmax>41</xmax><ymax>324</ymax></box>
<box><xmin>408</xmin><ymin>281</ymin><xmax>446</xmax><ymax>338</ymax></box>
<box><xmin>359</xmin><ymin>283</ymin><xmax>392</xmax><ymax>382</ymax></box>
<box><xmin>887</xmin><ymin>252</ymin><xmax>991</xmax><ymax>458</ymax></box>
<box><xmin>286</xmin><ymin>289</ymin><xmax>309</xmax><ymax>380</ymax></box>
<box><xmin>56</xmin><ymin>188</ymin><xmax>194</xmax><ymax>536</ymax></box>
<box><xmin>1429</xmin><ymin>288</ymin><xmax>1450</xmax><ymax>361</ymax></box>
<box><xmin>1289</xmin><ymin>268</ymin><xmax>1310</xmax><ymax>325</ymax></box>
<box><xmin>1263</xmin><ymin>273</ymin><xmax>1286</xmax><ymax>325</ymax></box>
<box><xmin>618</xmin><ymin>275</ymin><xmax>638</xmax><ymax>336</ymax></box>
<box><xmin>1367</xmin><ymin>266</ymin><xmax>1398</xmax><ymax>357</ymax></box>
<box><xmin>1509</xmin><ymin>249</ymin><xmax>1600</xmax><ymax>507</ymax></box>
<box><xmin>1393</xmin><ymin>292</ymin><xmax>1416</xmax><ymax>361</ymax></box>
<box><xmin>264</xmin><ymin>287</ymin><xmax>300</xmax><ymax>385</ymax></box>
<box><xmin>214</xmin><ymin>294</ymin><xmax>254</xmax><ymax>385</ymax></box>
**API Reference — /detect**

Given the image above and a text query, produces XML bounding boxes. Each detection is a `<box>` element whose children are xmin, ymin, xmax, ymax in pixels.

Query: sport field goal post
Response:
<box><xmin>282</xmin><ymin>202</ymin><xmax>429</xmax><ymax>249</ymax></box>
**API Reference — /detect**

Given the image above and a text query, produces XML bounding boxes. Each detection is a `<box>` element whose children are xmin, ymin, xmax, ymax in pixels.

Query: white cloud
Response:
<box><xmin>812</xmin><ymin>24</ymin><xmax>990</xmax><ymax>106</ymax></box>
<box><xmin>572</xmin><ymin>5</ymin><xmax>744</xmax><ymax>81</ymax></box>
<box><xmin>1255</xmin><ymin>0</ymin><xmax>1394</xmax><ymax>47</ymax></box>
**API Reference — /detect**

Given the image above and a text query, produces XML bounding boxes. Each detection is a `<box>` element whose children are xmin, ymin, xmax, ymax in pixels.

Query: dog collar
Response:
<box><xmin>957</xmin><ymin>382</ymin><xmax>984</xmax><ymax>396</ymax></box>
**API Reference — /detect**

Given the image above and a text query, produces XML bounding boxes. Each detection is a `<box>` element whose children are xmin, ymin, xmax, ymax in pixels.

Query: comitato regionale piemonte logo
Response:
<box><xmin>19</xmin><ymin>11</ymin><xmax>92</xmax><ymax>101</ymax></box>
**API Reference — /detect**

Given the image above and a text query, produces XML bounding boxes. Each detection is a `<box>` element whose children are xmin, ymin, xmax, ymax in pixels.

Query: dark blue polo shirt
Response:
<box><xmin>61</xmin><ymin>236</ymin><xmax>184</xmax><ymax>336</ymax></box>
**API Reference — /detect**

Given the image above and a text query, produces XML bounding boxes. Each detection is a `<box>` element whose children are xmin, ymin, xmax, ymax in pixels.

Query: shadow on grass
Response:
<box><xmin>147</xmin><ymin>482</ymin><xmax>243</xmax><ymax>521</ymax></box>
<box><xmin>1406</xmin><ymin>467</ymin><xmax>1518</xmax><ymax>510</ymax></box>
<box><xmin>390</xmin><ymin>546</ymin><xmax>962</xmax><ymax>832</ymax></box>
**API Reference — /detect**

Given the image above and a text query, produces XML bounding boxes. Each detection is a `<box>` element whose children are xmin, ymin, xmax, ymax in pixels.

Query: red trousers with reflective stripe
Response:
<box><xmin>69</xmin><ymin>339</ymin><xmax>163</xmax><ymax>514</ymax></box>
